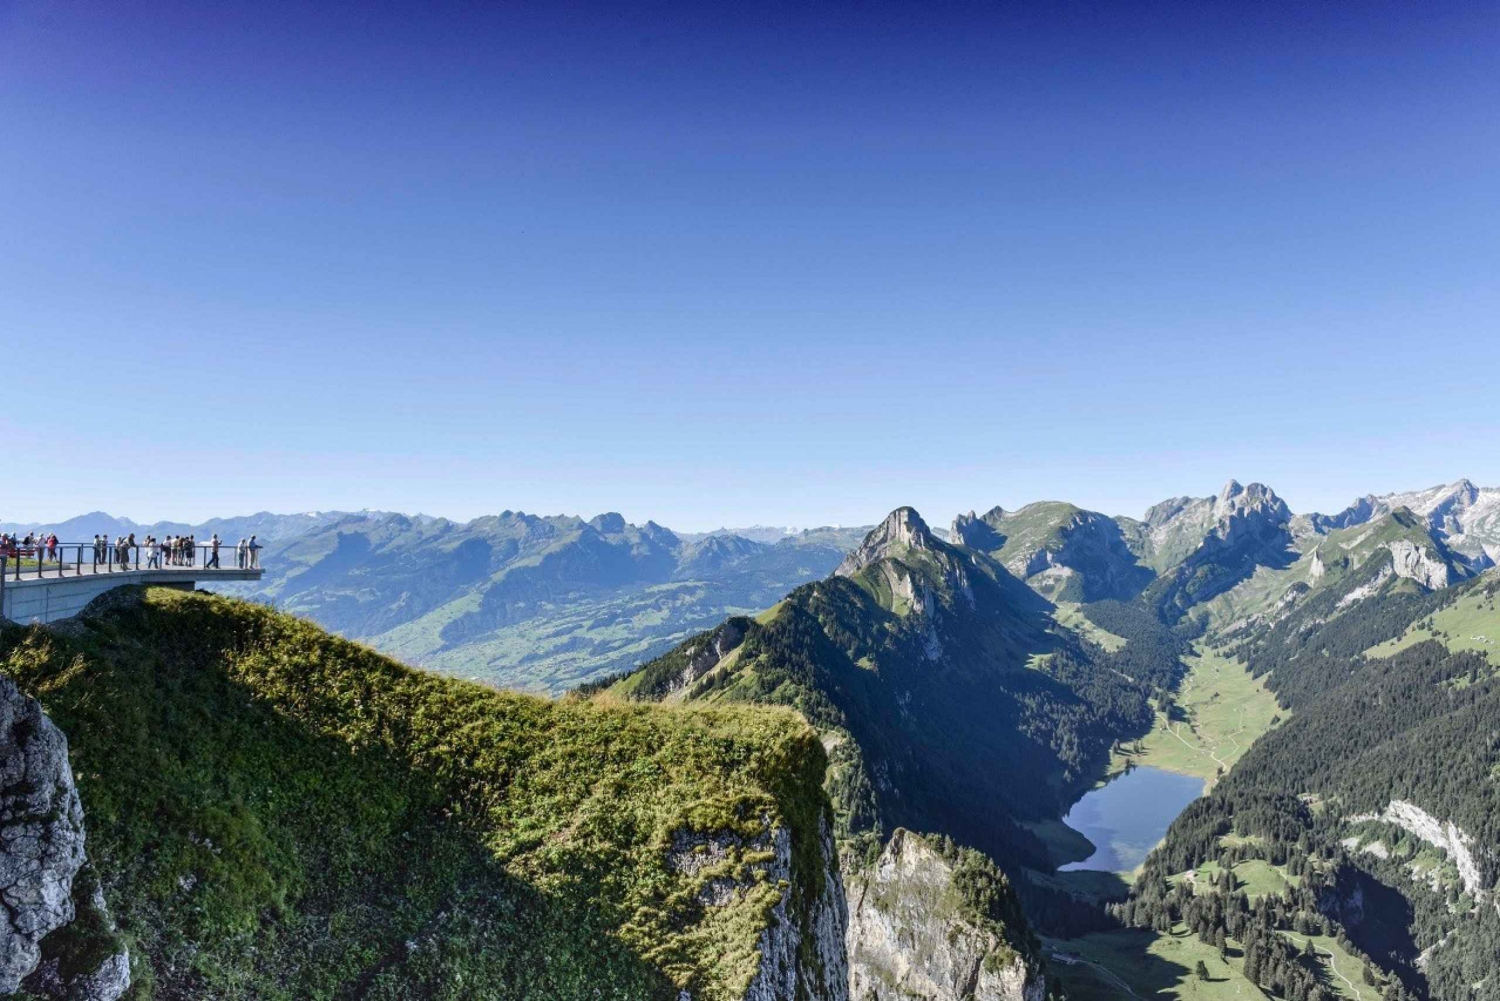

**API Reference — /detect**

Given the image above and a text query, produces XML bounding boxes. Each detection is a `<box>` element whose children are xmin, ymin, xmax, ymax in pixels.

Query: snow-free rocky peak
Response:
<box><xmin>1212</xmin><ymin>479</ymin><xmax>1290</xmax><ymax>526</ymax></box>
<box><xmin>1311</xmin><ymin>478</ymin><xmax>1500</xmax><ymax>569</ymax></box>
<box><xmin>836</xmin><ymin>507</ymin><xmax>937</xmax><ymax>577</ymax></box>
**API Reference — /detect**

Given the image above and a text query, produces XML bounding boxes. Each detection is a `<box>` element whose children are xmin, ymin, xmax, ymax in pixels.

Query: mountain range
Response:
<box><xmin>4</xmin><ymin>476</ymin><xmax>1499</xmax><ymax>1000</ymax></box>
<box><xmin>600</xmin><ymin>477</ymin><xmax>1500</xmax><ymax>1001</ymax></box>
<box><xmin>9</xmin><ymin>479</ymin><xmax>1494</xmax><ymax>697</ymax></box>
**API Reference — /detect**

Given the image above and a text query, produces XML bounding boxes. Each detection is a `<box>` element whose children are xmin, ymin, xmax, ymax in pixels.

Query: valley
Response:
<box><xmin>1107</xmin><ymin>644</ymin><xmax>1284</xmax><ymax>788</ymax></box>
<box><xmin>4</xmin><ymin>477</ymin><xmax>1497</xmax><ymax>1001</ymax></box>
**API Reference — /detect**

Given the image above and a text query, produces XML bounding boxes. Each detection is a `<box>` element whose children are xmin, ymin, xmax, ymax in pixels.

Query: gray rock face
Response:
<box><xmin>0</xmin><ymin>674</ymin><xmax>87</xmax><ymax>992</ymax></box>
<box><xmin>742</xmin><ymin>816</ymin><xmax>850</xmax><ymax>1001</ymax></box>
<box><xmin>64</xmin><ymin>950</ymin><xmax>131</xmax><ymax>1001</ymax></box>
<box><xmin>1385</xmin><ymin>539</ymin><xmax>1453</xmax><ymax>590</ymax></box>
<box><xmin>837</xmin><ymin>508</ymin><xmax>936</xmax><ymax>577</ymax></box>
<box><xmin>661</xmin><ymin>619</ymin><xmax>747</xmax><ymax>696</ymax></box>
<box><xmin>846</xmin><ymin>831</ymin><xmax>1044</xmax><ymax>1001</ymax></box>
<box><xmin>22</xmin><ymin>878</ymin><xmax>132</xmax><ymax>1001</ymax></box>
<box><xmin>667</xmin><ymin>814</ymin><xmax>849</xmax><ymax>1001</ymax></box>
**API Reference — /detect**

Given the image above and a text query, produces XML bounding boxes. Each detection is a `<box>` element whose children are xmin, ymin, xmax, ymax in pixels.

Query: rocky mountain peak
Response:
<box><xmin>950</xmin><ymin>507</ymin><xmax>1009</xmax><ymax>551</ymax></box>
<box><xmin>588</xmin><ymin>512</ymin><xmax>627</xmax><ymax>534</ymax></box>
<box><xmin>1212</xmin><ymin>481</ymin><xmax>1289</xmax><ymax>524</ymax></box>
<box><xmin>836</xmin><ymin>507</ymin><xmax>936</xmax><ymax>577</ymax></box>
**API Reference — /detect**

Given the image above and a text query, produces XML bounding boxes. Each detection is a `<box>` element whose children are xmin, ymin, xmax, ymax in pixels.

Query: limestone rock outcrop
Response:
<box><xmin>0</xmin><ymin>674</ymin><xmax>129</xmax><ymax>1000</ymax></box>
<box><xmin>0</xmin><ymin>674</ymin><xmax>88</xmax><ymax>991</ymax></box>
<box><xmin>668</xmin><ymin>814</ymin><xmax>850</xmax><ymax>1001</ymax></box>
<box><xmin>837</xmin><ymin>508</ymin><xmax>937</xmax><ymax>578</ymax></box>
<box><xmin>1384</xmin><ymin>539</ymin><xmax>1453</xmax><ymax>590</ymax></box>
<box><xmin>846</xmin><ymin>830</ymin><xmax>1044</xmax><ymax>1001</ymax></box>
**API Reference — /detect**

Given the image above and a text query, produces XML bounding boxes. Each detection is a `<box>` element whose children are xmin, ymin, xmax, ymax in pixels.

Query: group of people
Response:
<box><xmin>0</xmin><ymin>532</ymin><xmax>60</xmax><ymax>560</ymax></box>
<box><xmin>0</xmin><ymin>531</ymin><xmax>262</xmax><ymax>570</ymax></box>
<box><xmin>125</xmin><ymin>534</ymin><xmax>262</xmax><ymax>570</ymax></box>
<box><xmin>127</xmin><ymin>534</ymin><xmax>203</xmax><ymax>568</ymax></box>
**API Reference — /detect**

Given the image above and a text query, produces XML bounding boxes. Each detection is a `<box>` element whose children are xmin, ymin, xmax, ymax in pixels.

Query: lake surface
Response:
<box><xmin>1059</xmin><ymin>765</ymin><xmax>1205</xmax><ymax>873</ymax></box>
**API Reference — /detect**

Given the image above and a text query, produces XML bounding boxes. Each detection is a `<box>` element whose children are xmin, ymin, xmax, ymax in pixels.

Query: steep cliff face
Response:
<box><xmin>846</xmin><ymin>830</ymin><xmax>1045</xmax><ymax>1001</ymax></box>
<box><xmin>0</xmin><ymin>673</ymin><xmax>130</xmax><ymax>1000</ymax></box>
<box><xmin>0</xmin><ymin>673</ymin><xmax>86</xmax><ymax>992</ymax></box>
<box><xmin>836</xmin><ymin>507</ymin><xmax>938</xmax><ymax>578</ymax></box>
<box><xmin>1385</xmin><ymin>538</ymin><xmax>1456</xmax><ymax>590</ymax></box>
<box><xmin>738</xmin><ymin>816</ymin><xmax>850</xmax><ymax>1001</ymax></box>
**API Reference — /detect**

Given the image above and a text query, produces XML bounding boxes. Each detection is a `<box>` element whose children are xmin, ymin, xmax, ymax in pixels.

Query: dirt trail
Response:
<box><xmin>1285</xmin><ymin>935</ymin><xmax>1365</xmax><ymax>1000</ymax></box>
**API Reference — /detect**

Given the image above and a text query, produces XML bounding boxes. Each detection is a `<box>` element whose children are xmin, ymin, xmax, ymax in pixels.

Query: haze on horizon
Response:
<box><xmin>3</xmin><ymin>1</ymin><xmax>1497</xmax><ymax>531</ymax></box>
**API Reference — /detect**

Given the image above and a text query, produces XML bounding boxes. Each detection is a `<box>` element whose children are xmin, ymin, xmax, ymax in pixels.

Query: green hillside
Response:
<box><xmin>611</xmin><ymin>509</ymin><xmax>1180</xmax><ymax>906</ymax></box>
<box><xmin>1365</xmin><ymin>573</ymin><xmax>1500</xmax><ymax>664</ymax></box>
<box><xmin>240</xmin><ymin>512</ymin><xmax>865</xmax><ymax>694</ymax></box>
<box><xmin>0</xmin><ymin>587</ymin><xmax>838</xmax><ymax>1001</ymax></box>
<box><xmin>951</xmin><ymin>502</ymin><xmax>1154</xmax><ymax>603</ymax></box>
<box><xmin>1119</xmin><ymin>570</ymin><xmax>1500</xmax><ymax>1001</ymax></box>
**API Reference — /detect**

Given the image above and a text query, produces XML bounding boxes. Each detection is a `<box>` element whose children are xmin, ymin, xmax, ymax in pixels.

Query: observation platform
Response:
<box><xmin>0</xmin><ymin>543</ymin><xmax>263</xmax><ymax>625</ymax></box>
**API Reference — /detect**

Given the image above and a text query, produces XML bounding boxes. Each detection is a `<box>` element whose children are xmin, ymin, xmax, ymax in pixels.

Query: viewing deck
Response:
<box><xmin>0</xmin><ymin>543</ymin><xmax>263</xmax><ymax>625</ymax></box>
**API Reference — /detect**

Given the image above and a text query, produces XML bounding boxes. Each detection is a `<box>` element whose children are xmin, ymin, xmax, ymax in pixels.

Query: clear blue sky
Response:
<box><xmin>3</xmin><ymin>1</ymin><xmax>1497</xmax><ymax>531</ymax></box>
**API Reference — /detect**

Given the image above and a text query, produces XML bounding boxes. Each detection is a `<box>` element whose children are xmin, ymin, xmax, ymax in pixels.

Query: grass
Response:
<box><xmin>1187</xmin><ymin>859</ymin><xmax>1296</xmax><ymax>901</ymax></box>
<box><xmin>1045</xmin><ymin>926</ymin><xmax>1266</xmax><ymax>1001</ymax></box>
<box><xmin>1</xmin><ymin>587</ymin><xmax>837</xmax><ymax>1001</ymax></box>
<box><xmin>1107</xmin><ymin>644</ymin><xmax>1283</xmax><ymax>788</ymax></box>
<box><xmin>1275</xmin><ymin>932</ymin><xmax>1377</xmax><ymax>1001</ymax></box>
<box><xmin>1048</xmin><ymin>918</ymin><xmax>1372</xmax><ymax>1001</ymax></box>
<box><xmin>1055</xmin><ymin>602</ymin><xmax>1128</xmax><ymax>652</ymax></box>
<box><xmin>1365</xmin><ymin>583</ymin><xmax>1500</xmax><ymax>664</ymax></box>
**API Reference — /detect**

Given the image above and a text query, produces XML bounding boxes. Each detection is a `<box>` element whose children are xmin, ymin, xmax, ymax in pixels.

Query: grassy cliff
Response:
<box><xmin>0</xmin><ymin>587</ymin><xmax>837</xmax><ymax>1001</ymax></box>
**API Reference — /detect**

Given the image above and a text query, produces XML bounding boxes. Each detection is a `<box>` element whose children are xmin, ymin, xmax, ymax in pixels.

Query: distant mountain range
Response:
<box><xmin>0</xmin><ymin>509</ymin><xmax>388</xmax><ymax>545</ymax></box>
<box><xmin>9</xmin><ymin>478</ymin><xmax>1495</xmax><ymax>694</ymax></box>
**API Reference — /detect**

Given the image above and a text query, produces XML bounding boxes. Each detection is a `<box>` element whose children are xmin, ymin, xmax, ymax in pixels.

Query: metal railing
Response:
<box><xmin>0</xmin><ymin>541</ymin><xmax>263</xmax><ymax>583</ymax></box>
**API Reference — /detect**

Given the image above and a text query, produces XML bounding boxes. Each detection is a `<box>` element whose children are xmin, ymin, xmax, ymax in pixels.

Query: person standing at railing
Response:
<box><xmin>146</xmin><ymin>536</ymin><xmax>160</xmax><ymax>569</ymax></box>
<box><xmin>248</xmin><ymin>535</ymin><xmax>261</xmax><ymax>569</ymax></box>
<box><xmin>236</xmin><ymin>538</ymin><xmax>247</xmax><ymax>568</ymax></box>
<box><xmin>205</xmin><ymin>534</ymin><xmax>220</xmax><ymax>569</ymax></box>
<box><xmin>46</xmin><ymin>534</ymin><xmax>57</xmax><ymax>563</ymax></box>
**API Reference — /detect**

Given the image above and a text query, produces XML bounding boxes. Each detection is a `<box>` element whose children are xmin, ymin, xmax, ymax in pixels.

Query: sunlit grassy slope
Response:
<box><xmin>1107</xmin><ymin>644</ymin><xmax>1283</xmax><ymax>788</ymax></box>
<box><xmin>0</xmin><ymin>587</ymin><xmax>834</xmax><ymax>1001</ymax></box>
<box><xmin>1365</xmin><ymin>576</ymin><xmax>1500</xmax><ymax>664</ymax></box>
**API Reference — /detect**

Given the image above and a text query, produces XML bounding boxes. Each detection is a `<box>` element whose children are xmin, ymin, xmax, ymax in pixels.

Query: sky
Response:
<box><xmin>3</xmin><ymin>0</ymin><xmax>1497</xmax><ymax>532</ymax></box>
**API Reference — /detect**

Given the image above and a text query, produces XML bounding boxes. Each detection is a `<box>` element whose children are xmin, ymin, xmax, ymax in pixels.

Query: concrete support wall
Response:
<box><xmin>6</xmin><ymin>576</ymin><xmax>127</xmax><ymax>624</ymax></box>
<box><xmin>1</xmin><ymin>570</ymin><xmax>260</xmax><ymax>625</ymax></box>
